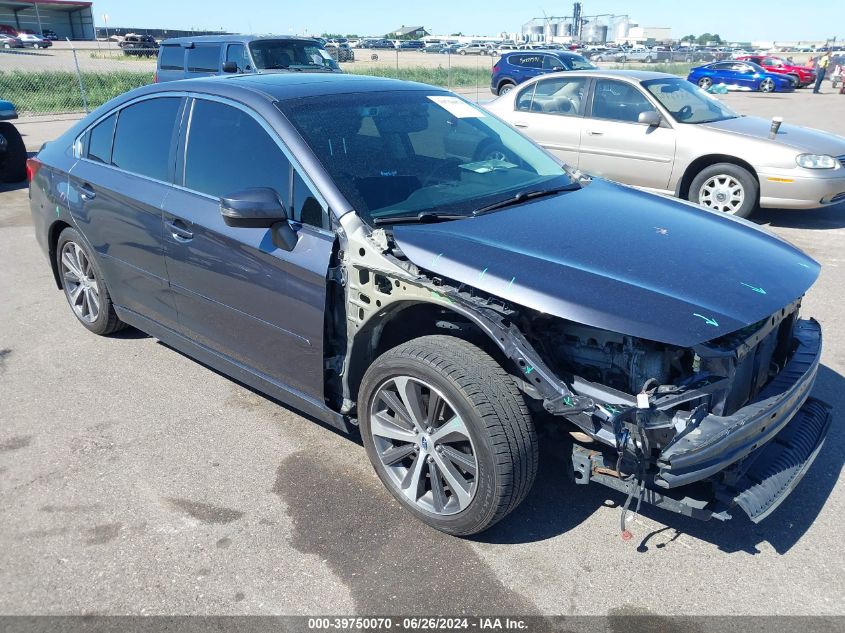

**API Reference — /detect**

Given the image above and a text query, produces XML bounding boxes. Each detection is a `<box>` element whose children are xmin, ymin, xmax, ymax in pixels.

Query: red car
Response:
<box><xmin>736</xmin><ymin>55</ymin><xmax>816</xmax><ymax>87</ymax></box>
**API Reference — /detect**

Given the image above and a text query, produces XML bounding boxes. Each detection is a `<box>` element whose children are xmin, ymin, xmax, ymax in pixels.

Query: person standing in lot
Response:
<box><xmin>813</xmin><ymin>51</ymin><xmax>831</xmax><ymax>93</ymax></box>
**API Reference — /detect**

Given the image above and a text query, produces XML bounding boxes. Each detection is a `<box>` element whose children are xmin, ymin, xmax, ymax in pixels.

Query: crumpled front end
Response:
<box><xmin>559</xmin><ymin>305</ymin><xmax>831</xmax><ymax>523</ymax></box>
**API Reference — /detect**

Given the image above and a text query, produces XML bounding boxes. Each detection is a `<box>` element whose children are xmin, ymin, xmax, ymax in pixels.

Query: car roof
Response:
<box><xmin>160</xmin><ymin>34</ymin><xmax>319</xmax><ymax>45</ymax></box>
<box><xmin>504</xmin><ymin>50</ymin><xmax>584</xmax><ymax>58</ymax></box>
<box><xmin>137</xmin><ymin>72</ymin><xmax>444</xmax><ymax>102</ymax></box>
<box><xmin>529</xmin><ymin>69</ymin><xmax>676</xmax><ymax>81</ymax></box>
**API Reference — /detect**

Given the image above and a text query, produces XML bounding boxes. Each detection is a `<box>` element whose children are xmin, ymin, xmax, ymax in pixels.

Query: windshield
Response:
<box><xmin>568</xmin><ymin>55</ymin><xmax>596</xmax><ymax>70</ymax></box>
<box><xmin>277</xmin><ymin>91</ymin><xmax>574</xmax><ymax>225</ymax></box>
<box><xmin>642</xmin><ymin>77</ymin><xmax>740</xmax><ymax>124</ymax></box>
<box><xmin>248</xmin><ymin>40</ymin><xmax>339</xmax><ymax>71</ymax></box>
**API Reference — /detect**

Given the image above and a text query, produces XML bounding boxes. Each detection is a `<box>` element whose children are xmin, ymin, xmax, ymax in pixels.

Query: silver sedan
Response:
<box><xmin>485</xmin><ymin>70</ymin><xmax>845</xmax><ymax>217</ymax></box>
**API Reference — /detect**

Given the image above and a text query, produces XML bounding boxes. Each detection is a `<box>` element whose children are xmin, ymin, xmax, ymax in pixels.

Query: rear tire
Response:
<box><xmin>698</xmin><ymin>77</ymin><xmax>713</xmax><ymax>90</ymax></box>
<box><xmin>497</xmin><ymin>81</ymin><xmax>515</xmax><ymax>96</ymax></box>
<box><xmin>359</xmin><ymin>335</ymin><xmax>538</xmax><ymax>536</ymax></box>
<box><xmin>689</xmin><ymin>162</ymin><xmax>758</xmax><ymax>218</ymax></box>
<box><xmin>56</xmin><ymin>227</ymin><xmax>126</xmax><ymax>336</ymax></box>
<box><xmin>0</xmin><ymin>122</ymin><xmax>26</xmax><ymax>183</ymax></box>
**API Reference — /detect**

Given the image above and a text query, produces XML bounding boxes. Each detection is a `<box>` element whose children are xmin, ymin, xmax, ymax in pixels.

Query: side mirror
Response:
<box><xmin>220</xmin><ymin>187</ymin><xmax>298</xmax><ymax>251</ymax></box>
<box><xmin>638</xmin><ymin>111</ymin><xmax>662</xmax><ymax>126</ymax></box>
<box><xmin>221</xmin><ymin>61</ymin><xmax>238</xmax><ymax>73</ymax></box>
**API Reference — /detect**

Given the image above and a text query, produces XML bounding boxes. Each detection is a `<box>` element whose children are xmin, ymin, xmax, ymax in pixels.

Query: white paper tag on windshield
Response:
<box><xmin>428</xmin><ymin>95</ymin><xmax>485</xmax><ymax>118</ymax></box>
<box><xmin>318</xmin><ymin>49</ymin><xmax>333</xmax><ymax>60</ymax></box>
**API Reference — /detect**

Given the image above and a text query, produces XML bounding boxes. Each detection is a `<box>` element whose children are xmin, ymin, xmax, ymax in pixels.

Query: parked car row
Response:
<box><xmin>27</xmin><ymin>69</ymin><xmax>835</xmax><ymax>537</ymax></box>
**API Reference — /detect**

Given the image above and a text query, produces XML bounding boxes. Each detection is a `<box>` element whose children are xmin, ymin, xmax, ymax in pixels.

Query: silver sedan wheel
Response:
<box><xmin>698</xmin><ymin>174</ymin><xmax>745</xmax><ymax>214</ymax></box>
<box><xmin>369</xmin><ymin>375</ymin><xmax>477</xmax><ymax>516</ymax></box>
<box><xmin>698</xmin><ymin>77</ymin><xmax>713</xmax><ymax>90</ymax></box>
<box><xmin>759</xmin><ymin>78</ymin><xmax>775</xmax><ymax>92</ymax></box>
<box><xmin>60</xmin><ymin>241</ymin><xmax>100</xmax><ymax>323</ymax></box>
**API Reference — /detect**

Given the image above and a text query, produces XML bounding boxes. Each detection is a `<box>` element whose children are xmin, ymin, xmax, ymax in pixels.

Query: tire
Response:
<box><xmin>688</xmin><ymin>162</ymin><xmax>758</xmax><ymax>218</ymax></box>
<box><xmin>497</xmin><ymin>81</ymin><xmax>515</xmax><ymax>96</ymax></box>
<box><xmin>359</xmin><ymin>335</ymin><xmax>538</xmax><ymax>536</ymax></box>
<box><xmin>55</xmin><ymin>227</ymin><xmax>126</xmax><ymax>335</ymax></box>
<box><xmin>644</xmin><ymin>56</ymin><xmax>653</xmax><ymax>63</ymax></box>
<box><xmin>759</xmin><ymin>77</ymin><xmax>775</xmax><ymax>93</ymax></box>
<box><xmin>0</xmin><ymin>122</ymin><xmax>26</xmax><ymax>183</ymax></box>
<box><xmin>697</xmin><ymin>76</ymin><xmax>713</xmax><ymax>90</ymax></box>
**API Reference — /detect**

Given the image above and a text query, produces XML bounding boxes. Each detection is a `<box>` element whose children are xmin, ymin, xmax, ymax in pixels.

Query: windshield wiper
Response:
<box><xmin>372</xmin><ymin>211</ymin><xmax>470</xmax><ymax>226</ymax></box>
<box><xmin>472</xmin><ymin>183</ymin><xmax>580</xmax><ymax>216</ymax></box>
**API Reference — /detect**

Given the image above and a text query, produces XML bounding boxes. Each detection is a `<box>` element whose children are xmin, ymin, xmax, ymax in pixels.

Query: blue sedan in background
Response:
<box><xmin>687</xmin><ymin>60</ymin><xmax>795</xmax><ymax>93</ymax></box>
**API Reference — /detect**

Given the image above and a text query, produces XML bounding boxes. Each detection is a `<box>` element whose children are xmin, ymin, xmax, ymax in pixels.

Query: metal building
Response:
<box><xmin>0</xmin><ymin>0</ymin><xmax>95</xmax><ymax>40</ymax></box>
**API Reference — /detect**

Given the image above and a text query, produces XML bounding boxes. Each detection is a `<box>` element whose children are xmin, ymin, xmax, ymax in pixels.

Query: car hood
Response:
<box><xmin>700</xmin><ymin>116</ymin><xmax>845</xmax><ymax>154</ymax></box>
<box><xmin>393</xmin><ymin>180</ymin><xmax>819</xmax><ymax>347</ymax></box>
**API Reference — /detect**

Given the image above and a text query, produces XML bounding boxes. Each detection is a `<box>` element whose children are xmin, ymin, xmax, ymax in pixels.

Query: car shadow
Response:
<box><xmin>753</xmin><ymin>200</ymin><xmax>845</xmax><ymax>230</ymax></box>
<box><xmin>476</xmin><ymin>363</ymin><xmax>844</xmax><ymax>555</ymax></box>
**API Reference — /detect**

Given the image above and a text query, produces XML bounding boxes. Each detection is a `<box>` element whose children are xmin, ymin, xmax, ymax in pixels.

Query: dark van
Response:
<box><xmin>155</xmin><ymin>35</ymin><xmax>340</xmax><ymax>82</ymax></box>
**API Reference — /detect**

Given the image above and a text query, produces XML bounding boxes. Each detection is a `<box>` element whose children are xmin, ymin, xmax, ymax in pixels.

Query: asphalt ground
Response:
<box><xmin>0</xmin><ymin>88</ymin><xmax>844</xmax><ymax>617</ymax></box>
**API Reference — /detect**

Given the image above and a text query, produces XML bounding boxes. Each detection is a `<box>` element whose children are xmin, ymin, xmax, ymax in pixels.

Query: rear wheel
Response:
<box><xmin>497</xmin><ymin>81</ymin><xmax>515</xmax><ymax>96</ymax></box>
<box><xmin>0</xmin><ymin>122</ymin><xmax>26</xmax><ymax>183</ymax></box>
<box><xmin>697</xmin><ymin>76</ymin><xmax>713</xmax><ymax>90</ymax></box>
<box><xmin>689</xmin><ymin>163</ymin><xmax>758</xmax><ymax>218</ymax></box>
<box><xmin>359</xmin><ymin>335</ymin><xmax>538</xmax><ymax>536</ymax></box>
<box><xmin>56</xmin><ymin>228</ymin><xmax>126</xmax><ymax>335</ymax></box>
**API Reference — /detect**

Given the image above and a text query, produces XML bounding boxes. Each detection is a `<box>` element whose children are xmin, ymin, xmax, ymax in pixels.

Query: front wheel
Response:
<box><xmin>689</xmin><ymin>163</ymin><xmax>758</xmax><ymax>218</ymax></box>
<box><xmin>359</xmin><ymin>336</ymin><xmax>538</xmax><ymax>536</ymax></box>
<box><xmin>759</xmin><ymin>77</ymin><xmax>776</xmax><ymax>93</ymax></box>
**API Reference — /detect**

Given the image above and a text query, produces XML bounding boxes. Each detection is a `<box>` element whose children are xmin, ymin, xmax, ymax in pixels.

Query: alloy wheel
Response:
<box><xmin>760</xmin><ymin>78</ymin><xmax>775</xmax><ymax>93</ymax></box>
<box><xmin>698</xmin><ymin>77</ymin><xmax>712</xmax><ymax>90</ymax></box>
<box><xmin>369</xmin><ymin>375</ymin><xmax>478</xmax><ymax>516</ymax></box>
<box><xmin>698</xmin><ymin>174</ymin><xmax>745</xmax><ymax>214</ymax></box>
<box><xmin>60</xmin><ymin>241</ymin><xmax>101</xmax><ymax>323</ymax></box>
<box><xmin>499</xmin><ymin>84</ymin><xmax>514</xmax><ymax>95</ymax></box>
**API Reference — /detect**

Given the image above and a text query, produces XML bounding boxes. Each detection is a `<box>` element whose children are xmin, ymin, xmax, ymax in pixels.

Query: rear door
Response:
<box><xmin>161</xmin><ymin>97</ymin><xmax>334</xmax><ymax>400</ymax></box>
<box><xmin>577</xmin><ymin>78</ymin><xmax>676</xmax><ymax>191</ymax></box>
<box><xmin>508</xmin><ymin>75</ymin><xmax>589</xmax><ymax>166</ymax></box>
<box><xmin>67</xmin><ymin>96</ymin><xmax>183</xmax><ymax>328</ymax></box>
<box><xmin>511</xmin><ymin>54</ymin><xmax>544</xmax><ymax>83</ymax></box>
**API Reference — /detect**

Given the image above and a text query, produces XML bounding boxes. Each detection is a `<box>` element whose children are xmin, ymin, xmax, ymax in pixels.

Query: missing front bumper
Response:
<box><xmin>572</xmin><ymin>395</ymin><xmax>831</xmax><ymax>522</ymax></box>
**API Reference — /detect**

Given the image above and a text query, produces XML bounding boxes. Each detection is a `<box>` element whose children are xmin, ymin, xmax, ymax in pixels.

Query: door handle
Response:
<box><xmin>79</xmin><ymin>183</ymin><xmax>96</xmax><ymax>200</ymax></box>
<box><xmin>165</xmin><ymin>219</ymin><xmax>193</xmax><ymax>242</ymax></box>
<box><xmin>585</xmin><ymin>130</ymin><xmax>604</xmax><ymax>136</ymax></box>
<box><xmin>513</xmin><ymin>121</ymin><xmax>528</xmax><ymax>128</ymax></box>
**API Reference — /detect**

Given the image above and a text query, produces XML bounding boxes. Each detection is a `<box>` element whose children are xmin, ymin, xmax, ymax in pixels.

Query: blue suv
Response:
<box><xmin>491</xmin><ymin>50</ymin><xmax>596</xmax><ymax>96</ymax></box>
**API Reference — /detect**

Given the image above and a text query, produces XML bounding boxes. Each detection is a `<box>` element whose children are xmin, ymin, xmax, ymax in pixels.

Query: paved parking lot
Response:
<box><xmin>1</xmin><ymin>89</ymin><xmax>843</xmax><ymax>616</ymax></box>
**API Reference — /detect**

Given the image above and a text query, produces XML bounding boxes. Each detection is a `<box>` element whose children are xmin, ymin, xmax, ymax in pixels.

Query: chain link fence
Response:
<box><xmin>0</xmin><ymin>43</ymin><xmax>498</xmax><ymax>116</ymax></box>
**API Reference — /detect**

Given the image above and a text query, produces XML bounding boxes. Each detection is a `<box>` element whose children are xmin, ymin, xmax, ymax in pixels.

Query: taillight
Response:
<box><xmin>26</xmin><ymin>157</ymin><xmax>42</xmax><ymax>182</ymax></box>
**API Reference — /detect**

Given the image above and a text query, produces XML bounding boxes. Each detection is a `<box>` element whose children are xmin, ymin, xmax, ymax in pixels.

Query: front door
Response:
<box><xmin>577</xmin><ymin>78</ymin><xmax>676</xmax><ymax>191</ymax></box>
<box><xmin>161</xmin><ymin>97</ymin><xmax>334</xmax><ymax>401</ymax></box>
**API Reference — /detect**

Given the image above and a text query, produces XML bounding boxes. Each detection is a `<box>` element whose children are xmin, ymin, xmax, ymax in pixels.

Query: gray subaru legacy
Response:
<box><xmin>28</xmin><ymin>74</ymin><xmax>832</xmax><ymax>535</ymax></box>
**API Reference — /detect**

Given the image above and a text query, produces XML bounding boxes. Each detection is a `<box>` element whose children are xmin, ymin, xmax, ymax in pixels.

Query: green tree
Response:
<box><xmin>681</xmin><ymin>34</ymin><xmax>696</xmax><ymax>42</ymax></box>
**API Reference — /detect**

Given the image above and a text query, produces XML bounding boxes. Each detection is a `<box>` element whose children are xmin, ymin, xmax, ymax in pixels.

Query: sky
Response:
<box><xmin>93</xmin><ymin>0</ymin><xmax>842</xmax><ymax>43</ymax></box>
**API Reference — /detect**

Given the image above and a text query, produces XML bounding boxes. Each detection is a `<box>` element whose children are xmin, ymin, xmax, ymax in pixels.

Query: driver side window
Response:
<box><xmin>590</xmin><ymin>79</ymin><xmax>656</xmax><ymax>123</ymax></box>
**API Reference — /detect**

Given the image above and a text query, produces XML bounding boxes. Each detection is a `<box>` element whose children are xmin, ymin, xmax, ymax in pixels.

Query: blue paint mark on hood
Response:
<box><xmin>393</xmin><ymin>179</ymin><xmax>819</xmax><ymax>347</ymax></box>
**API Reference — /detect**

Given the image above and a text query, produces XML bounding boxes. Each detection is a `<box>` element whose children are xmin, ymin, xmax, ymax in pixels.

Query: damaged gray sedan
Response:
<box><xmin>29</xmin><ymin>74</ymin><xmax>831</xmax><ymax>535</ymax></box>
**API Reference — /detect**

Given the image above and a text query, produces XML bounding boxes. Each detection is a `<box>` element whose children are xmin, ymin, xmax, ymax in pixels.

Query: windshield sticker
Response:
<box><xmin>428</xmin><ymin>95</ymin><xmax>485</xmax><ymax>118</ymax></box>
<box><xmin>459</xmin><ymin>159</ymin><xmax>518</xmax><ymax>174</ymax></box>
<box><xmin>318</xmin><ymin>49</ymin><xmax>333</xmax><ymax>60</ymax></box>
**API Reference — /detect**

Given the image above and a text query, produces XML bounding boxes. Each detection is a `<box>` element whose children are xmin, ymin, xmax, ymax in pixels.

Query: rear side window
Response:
<box><xmin>514</xmin><ymin>54</ymin><xmax>543</xmax><ymax>69</ymax></box>
<box><xmin>159</xmin><ymin>45</ymin><xmax>183</xmax><ymax>70</ymax></box>
<box><xmin>183</xmin><ymin>99</ymin><xmax>291</xmax><ymax>202</ymax></box>
<box><xmin>86</xmin><ymin>113</ymin><xmax>116</xmax><ymax>164</ymax></box>
<box><xmin>186</xmin><ymin>45</ymin><xmax>221</xmax><ymax>72</ymax></box>
<box><xmin>226</xmin><ymin>43</ymin><xmax>249</xmax><ymax>70</ymax></box>
<box><xmin>111</xmin><ymin>98</ymin><xmax>182</xmax><ymax>181</ymax></box>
